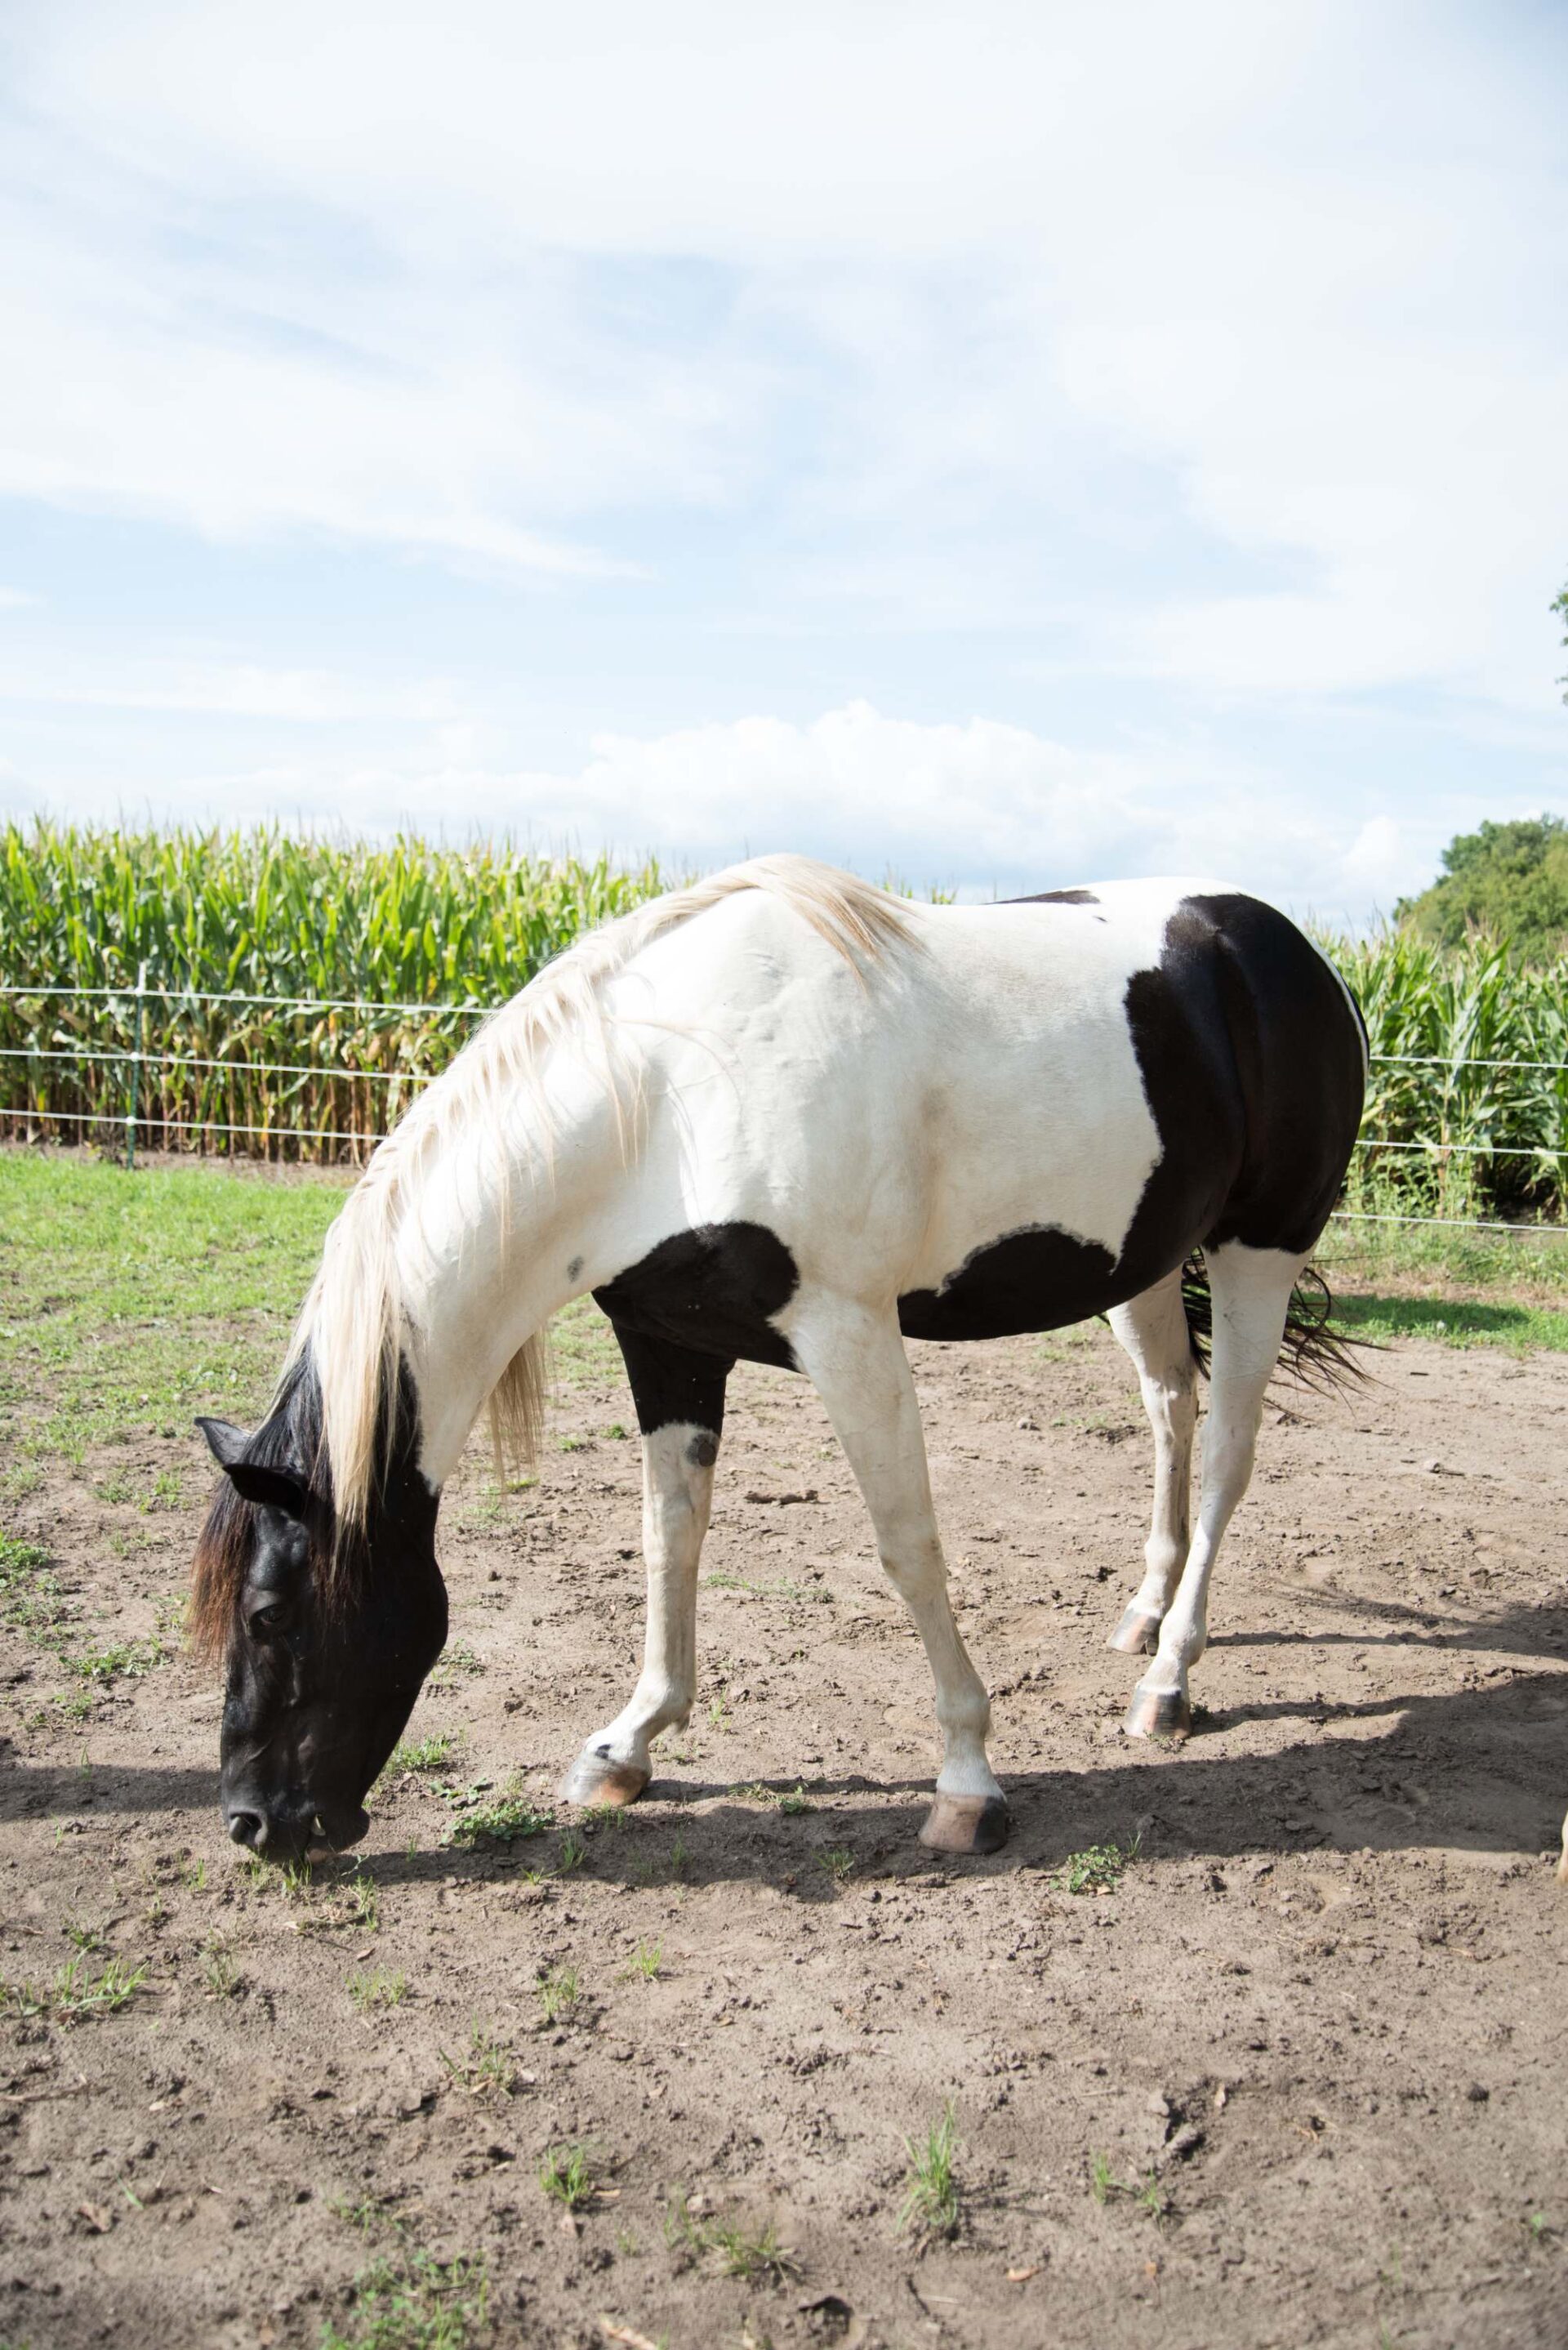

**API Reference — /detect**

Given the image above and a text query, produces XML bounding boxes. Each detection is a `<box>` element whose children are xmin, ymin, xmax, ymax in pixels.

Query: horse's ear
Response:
<box><xmin>196</xmin><ymin>1416</ymin><xmax>252</xmax><ymax>1469</ymax></box>
<box><xmin>195</xmin><ymin>1418</ymin><xmax>308</xmax><ymax>1520</ymax></box>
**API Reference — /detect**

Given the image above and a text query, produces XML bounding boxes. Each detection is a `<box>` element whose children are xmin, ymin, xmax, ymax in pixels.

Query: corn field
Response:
<box><xmin>0</xmin><ymin>823</ymin><xmax>672</xmax><ymax>1161</ymax></box>
<box><xmin>2</xmin><ymin>822</ymin><xmax>1567</xmax><ymax>1222</ymax></box>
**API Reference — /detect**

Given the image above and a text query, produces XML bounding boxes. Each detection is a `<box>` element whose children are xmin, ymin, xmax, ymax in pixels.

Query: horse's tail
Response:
<box><xmin>1179</xmin><ymin>1251</ymin><xmax>1370</xmax><ymax>1396</ymax></box>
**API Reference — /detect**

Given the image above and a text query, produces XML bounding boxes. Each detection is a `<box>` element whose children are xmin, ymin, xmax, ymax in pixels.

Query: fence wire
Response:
<box><xmin>7</xmin><ymin>977</ymin><xmax>1568</xmax><ymax>1237</ymax></box>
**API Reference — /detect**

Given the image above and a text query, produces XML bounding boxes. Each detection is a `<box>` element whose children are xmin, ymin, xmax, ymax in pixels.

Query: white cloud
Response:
<box><xmin>0</xmin><ymin>0</ymin><xmax>1562</xmax><ymax>718</ymax></box>
<box><xmin>5</xmin><ymin>698</ymin><xmax>1434</xmax><ymax>925</ymax></box>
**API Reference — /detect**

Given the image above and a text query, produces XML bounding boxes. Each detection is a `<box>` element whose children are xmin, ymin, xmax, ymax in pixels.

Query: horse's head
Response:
<box><xmin>191</xmin><ymin>1361</ymin><xmax>446</xmax><ymax>1863</ymax></box>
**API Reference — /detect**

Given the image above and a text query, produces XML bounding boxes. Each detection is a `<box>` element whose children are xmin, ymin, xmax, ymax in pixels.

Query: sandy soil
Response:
<box><xmin>3</xmin><ymin>1318</ymin><xmax>1567</xmax><ymax>2350</ymax></box>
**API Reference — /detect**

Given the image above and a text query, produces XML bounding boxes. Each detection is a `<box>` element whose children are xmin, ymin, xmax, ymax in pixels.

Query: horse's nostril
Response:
<box><xmin>227</xmin><ymin>1809</ymin><xmax>265</xmax><ymax>1849</ymax></box>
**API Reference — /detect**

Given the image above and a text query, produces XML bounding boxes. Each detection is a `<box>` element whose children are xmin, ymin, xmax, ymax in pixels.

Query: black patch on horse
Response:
<box><xmin>896</xmin><ymin>893</ymin><xmax>1362</xmax><ymax>1341</ymax></box>
<box><xmin>595</xmin><ymin>1222</ymin><xmax>799</xmax><ymax>1432</ymax></box>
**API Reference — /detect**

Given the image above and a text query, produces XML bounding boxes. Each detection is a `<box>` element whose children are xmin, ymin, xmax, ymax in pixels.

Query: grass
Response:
<box><xmin>1089</xmin><ymin>2153</ymin><xmax>1170</xmax><ymax>2220</ymax></box>
<box><xmin>620</xmin><ymin>1938</ymin><xmax>663</xmax><ymax>1982</ymax></box>
<box><xmin>1052</xmin><ymin>1835</ymin><xmax>1138</xmax><ymax>1897</ymax></box>
<box><xmin>350</xmin><ymin>1967</ymin><xmax>408</xmax><ymax>2013</ymax></box>
<box><xmin>537</xmin><ymin>1962</ymin><xmax>580</xmax><ymax>2022</ymax></box>
<box><xmin>199</xmin><ymin>1942</ymin><xmax>240</xmax><ymax>1999</ymax></box>
<box><xmin>444</xmin><ymin>1783</ymin><xmax>552</xmax><ymax>1847</ymax></box>
<box><xmin>384</xmin><ymin>1730</ymin><xmax>461</xmax><ymax>1777</ymax></box>
<box><xmin>538</xmin><ymin>2141</ymin><xmax>597</xmax><ymax>2210</ymax></box>
<box><xmin>319</xmin><ymin>2245</ymin><xmax>488</xmax><ymax>2350</ymax></box>
<box><xmin>815</xmin><ymin>1845</ymin><xmax>855</xmax><ymax>1884</ymax></box>
<box><xmin>0</xmin><ymin>1955</ymin><xmax>149</xmax><ymax>2022</ymax></box>
<box><xmin>899</xmin><ymin>2102</ymin><xmax>961</xmax><ymax>2239</ymax></box>
<box><xmin>665</xmin><ymin>2188</ymin><xmax>801</xmax><ymax>2282</ymax></box>
<box><xmin>439</xmin><ymin>2023</ymin><xmax>515</xmax><ymax>2099</ymax></box>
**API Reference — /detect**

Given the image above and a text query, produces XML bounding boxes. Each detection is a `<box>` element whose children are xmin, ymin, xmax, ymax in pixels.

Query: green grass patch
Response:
<box><xmin>443</xmin><ymin>1781</ymin><xmax>552</xmax><ymax>1848</ymax></box>
<box><xmin>1052</xmin><ymin>1837</ymin><xmax>1137</xmax><ymax>1897</ymax></box>
<box><xmin>1</xmin><ymin>1955</ymin><xmax>149</xmax><ymax>2022</ymax></box>
<box><xmin>320</xmin><ymin>2245</ymin><xmax>488</xmax><ymax>2350</ymax></box>
<box><xmin>899</xmin><ymin>2101</ymin><xmax>962</xmax><ymax>2240</ymax></box>
<box><xmin>1333</xmin><ymin>1291</ymin><xmax>1568</xmax><ymax>1353</ymax></box>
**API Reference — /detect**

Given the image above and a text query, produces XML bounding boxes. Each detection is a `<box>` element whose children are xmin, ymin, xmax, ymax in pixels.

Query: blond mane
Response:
<box><xmin>287</xmin><ymin>856</ymin><xmax>915</xmax><ymax>1549</ymax></box>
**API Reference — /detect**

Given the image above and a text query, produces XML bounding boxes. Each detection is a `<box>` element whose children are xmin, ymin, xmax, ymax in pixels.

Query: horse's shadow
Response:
<box><xmin>5</xmin><ymin>1588</ymin><xmax>1563</xmax><ymax>1888</ymax></box>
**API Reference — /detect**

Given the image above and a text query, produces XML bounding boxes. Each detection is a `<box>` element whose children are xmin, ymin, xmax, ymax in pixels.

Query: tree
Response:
<box><xmin>1396</xmin><ymin>815</ymin><xmax>1568</xmax><ymax>959</ymax></box>
<box><xmin>1557</xmin><ymin>576</ymin><xmax>1568</xmax><ymax>702</ymax></box>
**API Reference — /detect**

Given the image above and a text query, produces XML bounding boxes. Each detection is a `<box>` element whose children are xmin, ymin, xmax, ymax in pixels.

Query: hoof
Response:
<box><xmin>555</xmin><ymin>1749</ymin><xmax>651</xmax><ymax>1809</ymax></box>
<box><xmin>1122</xmin><ymin>1683</ymin><xmax>1192</xmax><ymax>1743</ymax></box>
<box><xmin>1107</xmin><ymin>1605</ymin><xmax>1162</xmax><ymax>1657</ymax></box>
<box><xmin>919</xmin><ymin>1792</ymin><xmax>1010</xmax><ymax>1857</ymax></box>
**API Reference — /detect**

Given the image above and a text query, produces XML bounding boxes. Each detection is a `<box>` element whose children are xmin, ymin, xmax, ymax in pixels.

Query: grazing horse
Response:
<box><xmin>191</xmin><ymin>856</ymin><xmax>1365</xmax><ymax>1863</ymax></box>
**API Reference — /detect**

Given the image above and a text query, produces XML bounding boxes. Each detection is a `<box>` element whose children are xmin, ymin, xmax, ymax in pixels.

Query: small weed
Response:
<box><xmin>621</xmin><ymin>1938</ymin><xmax>663</xmax><ymax>1982</ymax></box>
<box><xmin>278</xmin><ymin>1857</ymin><xmax>316</xmax><ymax>1900</ymax></box>
<box><xmin>349</xmin><ymin>1967</ymin><xmax>408</xmax><ymax>2013</ymax></box>
<box><xmin>441</xmin><ymin>2022</ymin><xmax>515</xmax><ymax>2098</ymax></box>
<box><xmin>668</xmin><ymin>1831</ymin><xmax>689</xmax><ymax>1879</ymax></box>
<box><xmin>665</xmin><ymin>2188</ymin><xmax>800</xmax><ymax>2281</ymax></box>
<box><xmin>555</xmin><ymin>1829</ymin><xmax>587</xmax><ymax>1875</ymax></box>
<box><xmin>200</xmin><ymin>1943</ymin><xmax>240</xmax><ymax>2000</ymax></box>
<box><xmin>180</xmin><ymin>1857</ymin><xmax>207</xmax><ymax>1892</ymax></box>
<box><xmin>707</xmin><ymin>1696</ymin><xmax>732</xmax><ymax>1731</ymax></box>
<box><xmin>1089</xmin><ymin>2151</ymin><xmax>1116</xmax><ymax>2205</ymax></box>
<box><xmin>557</xmin><ymin>1434</ymin><xmax>587</xmax><ymax>1452</ymax></box>
<box><xmin>1135</xmin><ymin>2171</ymin><xmax>1170</xmax><ymax>2221</ymax></box>
<box><xmin>63</xmin><ymin>1918</ymin><xmax>105</xmax><ymax>1953</ymax></box>
<box><xmin>538</xmin><ymin>2140</ymin><xmax>595</xmax><ymax>2209</ymax></box>
<box><xmin>732</xmin><ymin>1779</ymin><xmax>811</xmax><ymax>1814</ymax></box>
<box><xmin>385</xmin><ymin>1730</ymin><xmax>461</xmax><ymax>1777</ymax></box>
<box><xmin>142</xmin><ymin>1468</ymin><xmax>184</xmax><ymax>1512</ymax></box>
<box><xmin>537</xmin><ymin>1963</ymin><xmax>580</xmax><ymax>2022</ymax></box>
<box><xmin>1052</xmin><ymin>1835</ymin><xmax>1138</xmax><ymax>1897</ymax></box>
<box><xmin>899</xmin><ymin>2102</ymin><xmax>960</xmax><ymax>2238</ymax></box>
<box><xmin>430</xmin><ymin>1639</ymin><xmax>483</xmax><ymax>1685</ymax></box>
<box><xmin>1</xmin><ymin>1956</ymin><xmax>149</xmax><ymax>2023</ymax></box>
<box><xmin>445</xmin><ymin>1786</ymin><xmax>551</xmax><ymax>1848</ymax></box>
<box><xmin>815</xmin><ymin>1846</ymin><xmax>855</xmax><ymax>1884</ymax></box>
<box><xmin>345</xmin><ymin>1869</ymin><xmax>381</xmax><ymax>1933</ymax></box>
<box><xmin>603</xmin><ymin>1422</ymin><xmax>629</xmax><ymax>1440</ymax></box>
<box><xmin>318</xmin><ymin>2245</ymin><xmax>488</xmax><ymax>2350</ymax></box>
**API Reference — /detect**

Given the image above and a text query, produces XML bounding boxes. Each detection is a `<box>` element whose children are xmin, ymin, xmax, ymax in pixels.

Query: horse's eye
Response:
<box><xmin>248</xmin><ymin>1603</ymin><xmax>288</xmax><ymax>1636</ymax></box>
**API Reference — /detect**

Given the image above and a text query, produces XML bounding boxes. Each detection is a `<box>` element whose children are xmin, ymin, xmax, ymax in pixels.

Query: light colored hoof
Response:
<box><xmin>556</xmin><ymin>1748</ymin><xmax>651</xmax><ymax>1809</ymax></box>
<box><xmin>1123</xmin><ymin>1683</ymin><xmax>1192</xmax><ymax>1743</ymax></box>
<box><xmin>1107</xmin><ymin>1605</ymin><xmax>1162</xmax><ymax>1657</ymax></box>
<box><xmin>919</xmin><ymin>1793</ymin><xmax>1010</xmax><ymax>1856</ymax></box>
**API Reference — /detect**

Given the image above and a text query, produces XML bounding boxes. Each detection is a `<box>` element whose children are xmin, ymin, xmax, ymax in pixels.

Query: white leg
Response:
<box><xmin>1105</xmin><ymin>1272</ymin><xmax>1199</xmax><ymax>1657</ymax></box>
<box><xmin>789</xmin><ymin>1295</ymin><xmax>1007</xmax><ymax>1855</ymax></box>
<box><xmin>557</xmin><ymin>1420</ymin><xmax>716</xmax><ymax>1806</ymax></box>
<box><xmin>1125</xmin><ymin>1243</ymin><xmax>1304</xmax><ymax>1741</ymax></box>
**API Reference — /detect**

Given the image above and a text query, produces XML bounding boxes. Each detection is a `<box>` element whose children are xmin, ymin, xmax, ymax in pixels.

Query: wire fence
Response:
<box><xmin>5</xmin><ymin>975</ymin><xmax>1568</xmax><ymax>1239</ymax></box>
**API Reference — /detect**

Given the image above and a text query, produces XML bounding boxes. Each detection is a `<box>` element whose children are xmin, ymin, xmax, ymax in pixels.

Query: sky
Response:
<box><xmin>0</xmin><ymin>2</ymin><xmax>1565</xmax><ymax>926</ymax></box>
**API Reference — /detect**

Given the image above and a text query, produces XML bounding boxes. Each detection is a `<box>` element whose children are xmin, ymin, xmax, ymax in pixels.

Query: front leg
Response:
<box><xmin>788</xmin><ymin>1293</ymin><xmax>1008</xmax><ymax>1857</ymax></box>
<box><xmin>557</xmin><ymin>1326</ymin><xmax>730</xmax><ymax>1809</ymax></box>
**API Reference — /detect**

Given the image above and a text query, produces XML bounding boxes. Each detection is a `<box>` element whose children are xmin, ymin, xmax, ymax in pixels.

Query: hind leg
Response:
<box><xmin>1125</xmin><ymin>1242</ymin><xmax>1303</xmax><ymax>1741</ymax></box>
<box><xmin>1106</xmin><ymin>1272</ymin><xmax>1199</xmax><ymax>1657</ymax></box>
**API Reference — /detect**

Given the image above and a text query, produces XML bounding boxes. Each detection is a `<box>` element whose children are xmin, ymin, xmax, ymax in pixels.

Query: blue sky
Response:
<box><xmin>1</xmin><ymin>2</ymin><xmax>1565</xmax><ymax>925</ymax></box>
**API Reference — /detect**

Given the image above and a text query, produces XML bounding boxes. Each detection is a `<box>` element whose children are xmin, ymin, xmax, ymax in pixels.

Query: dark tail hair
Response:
<box><xmin>1179</xmin><ymin>1252</ymin><xmax>1370</xmax><ymax>1397</ymax></box>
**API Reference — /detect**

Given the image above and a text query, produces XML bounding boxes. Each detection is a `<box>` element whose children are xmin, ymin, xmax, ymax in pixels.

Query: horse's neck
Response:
<box><xmin>396</xmin><ymin>1079</ymin><xmax>621</xmax><ymax>1490</ymax></box>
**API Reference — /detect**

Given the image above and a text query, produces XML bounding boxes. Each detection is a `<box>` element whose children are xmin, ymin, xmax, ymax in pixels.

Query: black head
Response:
<box><xmin>191</xmin><ymin>1359</ymin><xmax>446</xmax><ymax>1864</ymax></box>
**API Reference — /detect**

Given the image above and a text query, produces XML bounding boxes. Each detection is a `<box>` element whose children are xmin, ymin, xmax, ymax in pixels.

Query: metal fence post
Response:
<box><xmin>125</xmin><ymin>962</ymin><xmax>148</xmax><ymax>1171</ymax></box>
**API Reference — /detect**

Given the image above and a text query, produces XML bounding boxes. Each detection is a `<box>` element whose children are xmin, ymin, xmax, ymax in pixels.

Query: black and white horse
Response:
<box><xmin>192</xmin><ymin>856</ymin><xmax>1365</xmax><ymax>1863</ymax></box>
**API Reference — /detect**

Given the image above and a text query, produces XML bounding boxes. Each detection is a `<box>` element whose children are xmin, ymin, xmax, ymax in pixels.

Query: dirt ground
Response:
<box><xmin>3</xmin><ymin>1313</ymin><xmax>1567</xmax><ymax>2350</ymax></box>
